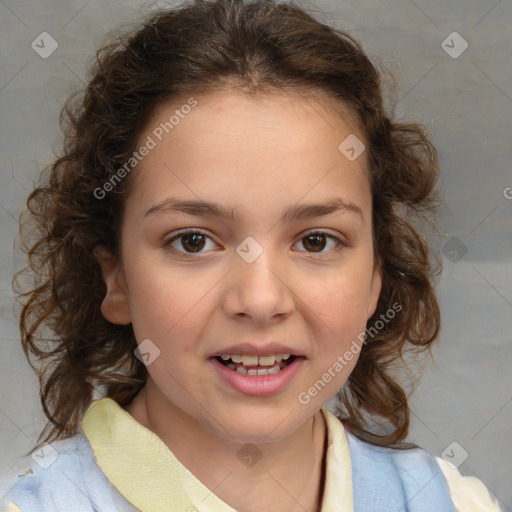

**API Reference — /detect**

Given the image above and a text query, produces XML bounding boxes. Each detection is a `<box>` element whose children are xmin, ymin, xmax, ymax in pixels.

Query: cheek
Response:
<box><xmin>308</xmin><ymin>284</ymin><xmax>367</xmax><ymax>367</ymax></box>
<box><xmin>124</xmin><ymin>255</ymin><xmax>215</xmax><ymax>341</ymax></box>
<box><xmin>300</xmin><ymin>266</ymin><xmax>374</xmax><ymax>334</ymax></box>
<box><xmin>295</xmin><ymin>264</ymin><xmax>373</xmax><ymax>391</ymax></box>
<box><xmin>127</xmin><ymin>278</ymin><xmax>211</xmax><ymax>399</ymax></box>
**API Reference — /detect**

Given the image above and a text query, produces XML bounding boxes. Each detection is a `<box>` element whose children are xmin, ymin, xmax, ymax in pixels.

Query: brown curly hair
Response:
<box><xmin>15</xmin><ymin>0</ymin><xmax>441</xmax><ymax>455</ymax></box>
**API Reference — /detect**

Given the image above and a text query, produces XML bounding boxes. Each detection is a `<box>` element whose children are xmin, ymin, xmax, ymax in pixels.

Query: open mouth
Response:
<box><xmin>214</xmin><ymin>354</ymin><xmax>299</xmax><ymax>376</ymax></box>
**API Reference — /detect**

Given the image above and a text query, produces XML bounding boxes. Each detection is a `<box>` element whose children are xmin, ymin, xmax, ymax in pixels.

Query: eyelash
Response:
<box><xmin>163</xmin><ymin>228</ymin><xmax>345</xmax><ymax>256</ymax></box>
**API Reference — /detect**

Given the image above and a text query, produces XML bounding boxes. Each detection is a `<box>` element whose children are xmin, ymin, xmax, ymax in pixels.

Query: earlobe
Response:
<box><xmin>94</xmin><ymin>245</ymin><xmax>132</xmax><ymax>325</ymax></box>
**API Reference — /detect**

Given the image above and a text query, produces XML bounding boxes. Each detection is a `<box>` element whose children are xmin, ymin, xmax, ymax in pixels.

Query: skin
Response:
<box><xmin>96</xmin><ymin>88</ymin><xmax>382</xmax><ymax>512</ymax></box>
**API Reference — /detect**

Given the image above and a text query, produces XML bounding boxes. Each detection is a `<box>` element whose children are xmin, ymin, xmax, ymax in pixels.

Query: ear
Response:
<box><xmin>94</xmin><ymin>245</ymin><xmax>132</xmax><ymax>325</ymax></box>
<box><xmin>366</xmin><ymin>263</ymin><xmax>382</xmax><ymax>320</ymax></box>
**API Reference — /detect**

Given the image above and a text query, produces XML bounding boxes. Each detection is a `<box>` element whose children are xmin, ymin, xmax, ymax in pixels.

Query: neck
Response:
<box><xmin>124</xmin><ymin>379</ymin><xmax>327</xmax><ymax>512</ymax></box>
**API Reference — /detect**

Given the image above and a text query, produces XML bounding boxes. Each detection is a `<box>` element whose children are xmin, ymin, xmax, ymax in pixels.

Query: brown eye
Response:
<box><xmin>302</xmin><ymin>233</ymin><xmax>327</xmax><ymax>252</ymax></box>
<box><xmin>164</xmin><ymin>229</ymin><xmax>216</xmax><ymax>254</ymax></box>
<box><xmin>295</xmin><ymin>230</ymin><xmax>344</xmax><ymax>255</ymax></box>
<box><xmin>180</xmin><ymin>233</ymin><xmax>206</xmax><ymax>252</ymax></box>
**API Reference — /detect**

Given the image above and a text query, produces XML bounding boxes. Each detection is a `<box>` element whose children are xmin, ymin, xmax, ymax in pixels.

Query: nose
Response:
<box><xmin>222</xmin><ymin>244</ymin><xmax>295</xmax><ymax>324</ymax></box>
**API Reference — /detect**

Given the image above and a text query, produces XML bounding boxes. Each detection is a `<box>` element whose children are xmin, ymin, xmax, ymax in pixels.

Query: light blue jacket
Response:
<box><xmin>1</xmin><ymin>428</ymin><xmax>457</xmax><ymax>512</ymax></box>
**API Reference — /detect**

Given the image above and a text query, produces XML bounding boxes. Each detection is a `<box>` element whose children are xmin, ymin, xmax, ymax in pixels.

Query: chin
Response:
<box><xmin>211</xmin><ymin>406</ymin><xmax>306</xmax><ymax>444</ymax></box>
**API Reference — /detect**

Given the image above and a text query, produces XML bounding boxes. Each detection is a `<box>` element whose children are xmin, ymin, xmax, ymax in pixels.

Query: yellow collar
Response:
<box><xmin>81</xmin><ymin>398</ymin><xmax>353</xmax><ymax>512</ymax></box>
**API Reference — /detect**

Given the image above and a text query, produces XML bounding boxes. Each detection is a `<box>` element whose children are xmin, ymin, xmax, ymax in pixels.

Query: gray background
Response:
<box><xmin>0</xmin><ymin>0</ymin><xmax>511</xmax><ymax>509</ymax></box>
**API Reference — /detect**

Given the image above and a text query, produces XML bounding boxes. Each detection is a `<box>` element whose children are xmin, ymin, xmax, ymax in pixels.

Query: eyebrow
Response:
<box><xmin>144</xmin><ymin>196</ymin><xmax>363</xmax><ymax>223</ymax></box>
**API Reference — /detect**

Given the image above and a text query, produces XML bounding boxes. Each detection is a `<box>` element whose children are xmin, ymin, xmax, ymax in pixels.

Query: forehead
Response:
<box><xmin>142</xmin><ymin>87</ymin><xmax>364</xmax><ymax>153</ymax></box>
<box><xmin>125</xmin><ymin>88</ymin><xmax>371</xmax><ymax>221</ymax></box>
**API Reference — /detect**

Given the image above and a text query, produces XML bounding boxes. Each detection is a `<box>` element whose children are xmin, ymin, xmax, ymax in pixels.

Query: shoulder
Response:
<box><xmin>344</xmin><ymin>429</ymin><xmax>444</xmax><ymax>478</ymax></box>
<box><xmin>0</xmin><ymin>434</ymin><xmax>87</xmax><ymax>512</ymax></box>
<box><xmin>344</xmin><ymin>430</ymin><xmax>502</xmax><ymax>512</ymax></box>
<box><xmin>345</xmin><ymin>430</ymin><xmax>454</xmax><ymax>506</ymax></box>
<box><xmin>0</xmin><ymin>433</ymin><xmax>138</xmax><ymax>512</ymax></box>
<box><xmin>435</xmin><ymin>456</ymin><xmax>503</xmax><ymax>512</ymax></box>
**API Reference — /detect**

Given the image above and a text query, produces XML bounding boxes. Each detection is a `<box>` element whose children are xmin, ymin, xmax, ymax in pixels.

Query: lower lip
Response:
<box><xmin>209</xmin><ymin>357</ymin><xmax>305</xmax><ymax>396</ymax></box>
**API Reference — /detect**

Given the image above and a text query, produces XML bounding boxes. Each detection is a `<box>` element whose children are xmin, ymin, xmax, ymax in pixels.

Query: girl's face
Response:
<box><xmin>99</xmin><ymin>89</ymin><xmax>381</xmax><ymax>443</ymax></box>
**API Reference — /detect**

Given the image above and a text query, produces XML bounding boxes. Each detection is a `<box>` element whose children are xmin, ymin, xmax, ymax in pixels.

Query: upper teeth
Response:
<box><xmin>220</xmin><ymin>353</ymin><xmax>291</xmax><ymax>366</ymax></box>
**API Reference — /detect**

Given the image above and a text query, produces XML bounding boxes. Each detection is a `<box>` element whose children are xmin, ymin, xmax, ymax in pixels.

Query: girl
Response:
<box><xmin>1</xmin><ymin>0</ymin><xmax>503</xmax><ymax>510</ymax></box>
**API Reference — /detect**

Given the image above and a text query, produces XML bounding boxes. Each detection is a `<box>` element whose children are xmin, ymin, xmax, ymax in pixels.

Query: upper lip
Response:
<box><xmin>210</xmin><ymin>342</ymin><xmax>305</xmax><ymax>358</ymax></box>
